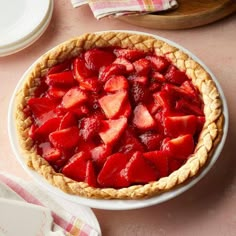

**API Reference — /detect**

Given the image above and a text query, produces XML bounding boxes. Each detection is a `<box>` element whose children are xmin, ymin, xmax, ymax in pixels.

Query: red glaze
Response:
<box><xmin>25</xmin><ymin>47</ymin><xmax>205</xmax><ymax>188</ymax></box>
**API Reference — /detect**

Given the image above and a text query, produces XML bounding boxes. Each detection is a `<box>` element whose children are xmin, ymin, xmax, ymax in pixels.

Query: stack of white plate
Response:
<box><xmin>0</xmin><ymin>0</ymin><xmax>53</xmax><ymax>57</ymax></box>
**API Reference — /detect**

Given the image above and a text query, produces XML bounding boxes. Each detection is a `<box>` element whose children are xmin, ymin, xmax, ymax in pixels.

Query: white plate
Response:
<box><xmin>8</xmin><ymin>31</ymin><xmax>229</xmax><ymax>210</ymax></box>
<box><xmin>0</xmin><ymin>0</ymin><xmax>53</xmax><ymax>57</ymax></box>
<box><xmin>0</xmin><ymin>198</ymin><xmax>54</xmax><ymax>236</ymax></box>
<box><xmin>0</xmin><ymin>178</ymin><xmax>101</xmax><ymax>235</ymax></box>
<box><xmin>0</xmin><ymin>200</ymin><xmax>101</xmax><ymax>236</ymax></box>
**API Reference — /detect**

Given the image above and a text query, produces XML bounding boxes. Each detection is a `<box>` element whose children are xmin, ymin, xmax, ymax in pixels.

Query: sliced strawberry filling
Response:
<box><xmin>25</xmin><ymin>46</ymin><xmax>205</xmax><ymax>189</ymax></box>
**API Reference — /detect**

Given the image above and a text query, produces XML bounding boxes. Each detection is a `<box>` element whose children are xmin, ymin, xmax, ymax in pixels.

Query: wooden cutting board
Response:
<box><xmin>119</xmin><ymin>0</ymin><xmax>236</xmax><ymax>29</ymax></box>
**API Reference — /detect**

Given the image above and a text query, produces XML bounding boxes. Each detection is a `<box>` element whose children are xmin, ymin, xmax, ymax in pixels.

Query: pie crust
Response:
<box><xmin>15</xmin><ymin>32</ymin><xmax>224</xmax><ymax>199</ymax></box>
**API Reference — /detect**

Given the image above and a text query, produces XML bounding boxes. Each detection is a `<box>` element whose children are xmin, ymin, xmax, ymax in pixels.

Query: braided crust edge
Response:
<box><xmin>14</xmin><ymin>32</ymin><xmax>224</xmax><ymax>199</ymax></box>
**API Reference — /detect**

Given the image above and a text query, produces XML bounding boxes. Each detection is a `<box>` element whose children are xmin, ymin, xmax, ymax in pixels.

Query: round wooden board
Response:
<box><xmin>118</xmin><ymin>0</ymin><xmax>236</xmax><ymax>30</ymax></box>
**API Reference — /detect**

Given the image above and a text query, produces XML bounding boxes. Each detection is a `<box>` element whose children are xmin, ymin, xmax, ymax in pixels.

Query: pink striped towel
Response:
<box><xmin>71</xmin><ymin>0</ymin><xmax>178</xmax><ymax>19</ymax></box>
<box><xmin>0</xmin><ymin>172</ymin><xmax>100</xmax><ymax>236</ymax></box>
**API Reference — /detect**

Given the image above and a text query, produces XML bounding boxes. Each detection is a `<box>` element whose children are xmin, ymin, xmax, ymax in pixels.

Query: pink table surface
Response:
<box><xmin>1</xmin><ymin>1</ymin><xmax>236</xmax><ymax>235</ymax></box>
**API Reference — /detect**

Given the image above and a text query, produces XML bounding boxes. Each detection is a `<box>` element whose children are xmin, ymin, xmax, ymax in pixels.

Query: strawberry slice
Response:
<box><xmin>62</xmin><ymin>151</ymin><xmax>90</xmax><ymax>182</ymax></box>
<box><xmin>99</xmin><ymin>64</ymin><xmax>126</xmax><ymax>82</ymax></box>
<box><xmin>27</xmin><ymin>97</ymin><xmax>58</xmax><ymax>119</ymax></box>
<box><xmin>49</xmin><ymin>126</ymin><xmax>80</xmax><ymax>149</ymax></box>
<box><xmin>77</xmin><ymin>140</ymin><xmax>96</xmax><ymax>154</ymax></box>
<box><xmin>153</xmin><ymin>90</ymin><xmax>173</xmax><ymax>112</ymax></box>
<box><xmin>128</xmin><ymin>75</ymin><xmax>148</xmax><ymax>85</ymax></box>
<box><xmin>85</xmin><ymin>160</ymin><xmax>97</xmax><ymax>187</ymax></box>
<box><xmin>28</xmin><ymin>124</ymin><xmax>37</xmax><ymax>139</ymax></box>
<box><xmin>149</xmin><ymin>82</ymin><xmax>161</xmax><ymax>93</ymax></box>
<box><xmin>133</xmin><ymin>104</ymin><xmax>156</xmax><ymax>130</ymax></box>
<box><xmin>154</xmin><ymin>111</ymin><xmax>165</xmax><ymax>134</ymax></box>
<box><xmin>51</xmin><ymin>148</ymin><xmax>76</xmax><ymax>171</ymax></box>
<box><xmin>104</xmin><ymin>75</ymin><xmax>129</xmax><ymax>92</ymax></box>
<box><xmin>36</xmin><ymin>110</ymin><xmax>59</xmax><ymax>126</ymax></box>
<box><xmin>61</xmin><ymin>87</ymin><xmax>88</xmax><ymax>109</ymax></box>
<box><xmin>73</xmin><ymin>57</ymin><xmax>96</xmax><ymax>82</ymax></box>
<box><xmin>79</xmin><ymin>76</ymin><xmax>101</xmax><ymax>92</ymax></box>
<box><xmin>146</xmin><ymin>98</ymin><xmax>161</xmax><ymax>115</ymax></box>
<box><xmin>139</xmin><ymin>132</ymin><xmax>163</xmax><ymax>151</ymax></box>
<box><xmin>196</xmin><ymin>116</ymin><xmax>205</xmax><ymax>133</ymax></box>
<box><xmin>117</xmin><ymin>100</ymin><xmax>131</xmax><ymax>118</ymax></box>
<box><xmin>48</xmin><ymin>87</ymin><xmax>67</xmax><ymax>99</ymax></box>
<box><xmin>133</xmin><ymin>58</ymin><xmax>151</xmax><ymax>76</ymax></box>
<box><xmin>165</xmin><ymin>65</ymin><xmax>188</xmax><ymax>85</ymax></box>
<box><xmin>98</xmin><ymin>90</ymin><xmax>128</xmax><ymax>119</ymax></box>
<box><xmin>180</xmin><ymin>80</ymin><xmax>199</xmax><ymax>98</ymax></box>
<box><xmin>164</xmin><ymin>115</ymin><xmax>197</xmax><ymax>137</ymax></box>
<box><xmin>99</xmin><ymin>117</ymin><xmax>128</xmax><ymax>146</ymax></box>
<box><xmin>143</xmin><ymin>150</ymin><xmax>169</xmax><ymax>177</ymax></box>
<box><xmin>162</xmin><ymin>134</ymin><xmax>194</xmax><ymax>159</ymax></box>
<box><xmin>91</xmin><ymin>144</ymin><xmax>112</xmax><ymax>169</ymax></box>
<box><xmin>97</xmin><ymin>153</ymin><xmax>130</xmax><ymax>188</ymax></box>
<box><xmin>113</xmin><ymin>48</ymin><xmax>146</xmax><ymax>62</ymax></box>
<box><xmin>122</xmin><ymin>151</ymin><xmax>158</xmax><ymax>183</ymax></box>
<box><xmin>59</xmin><ymin>112</ymin><xmax>77</xmax><ymax>130</ymax></box>
<box><xmin>79</xmin><ymin>115</ymin><xmax>101</xmax><ymax>141</ymax></box>
<box><xmin>47</xmin><ymin>61</ymin><xmax>71</xmax><ymax>75</ymax></box>
<box><xmin>46</xmin><ymin>71</ymin><xmax>75</xmax><ymax>87</ymax></box>
<box><xmin>146</xmin><ymin>55</ymin><xmax>169</xmax><ymax>72</ymax></box>
<box><xmin>84</xmin><ymin>48</ymin><xmax>115</xmax><ymax>71</ymax></box>
<box><xmin>70</xmin><ymin>105</ymin><xmax>89</xmax><ymax>118</ymax></box>
<box><xmin>151</xmin><ymin>71</ymin><xmax>166</xmax><ymax>83</ymax></box>
<box><xmin>39</xmin><ymin>142</ymin><xmax>62</xmax><ymax>163</ymax></box>
<box><xmin>117</xmin><ymin>129</ymin><xmax>144</xmax><ymax>154</ymax></box>
<box><xmin>44</xmin><ymin>147</ymin><xmax>61</xmax><ymax>163</ymax></box>
<box><xmin>130</xmin><ymin>82</ymin><xmax>150</xmax><ymax>104</ymax></box>
<box><xmin>33</xmin><ymin>117</ymin><xmax>61</xmax><ymax>140</ymax></box>
<box><xmin>169</xmin><ymin>159</ymin><xmax>185</xmax><ymax>173</ymax></box>
<box><xmin>113</xmin><ymin>57</ymin><xmax>134</xmax><ymax>73</ymax></box>
<box><xmin>163</xmin><ymin>83</ymin><xmax>198</xmax><ymax>102</ymax></box>
<box><xmin>175</xmin><ymin>99</ymin><xmax>204</xmax><ymax>116</ymax></box>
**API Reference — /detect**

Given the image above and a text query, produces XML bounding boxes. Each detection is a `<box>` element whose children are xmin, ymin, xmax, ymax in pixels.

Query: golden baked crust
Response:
<box><xmin>15</xmin><ymin>32</ymin><xmax>224</xmax><ymax>199</ymax></box>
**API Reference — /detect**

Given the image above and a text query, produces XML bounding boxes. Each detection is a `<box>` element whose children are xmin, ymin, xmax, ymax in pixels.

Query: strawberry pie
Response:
<box><xmin>15</xmin><ymin>32</ymin><xmax>223</xmax><ymax>199</ymax></box>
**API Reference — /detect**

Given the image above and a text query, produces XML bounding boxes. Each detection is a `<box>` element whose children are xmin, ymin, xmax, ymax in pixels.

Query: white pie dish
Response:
<box><xmin>8</xmin><ymin>31</ymin><xmax>229</xmax><ymax>210</ymax></box>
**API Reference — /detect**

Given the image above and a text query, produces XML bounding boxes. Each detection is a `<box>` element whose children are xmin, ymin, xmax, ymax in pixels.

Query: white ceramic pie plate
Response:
<box><xmin>0</xmin><ymin>0</ymin><xmax>53</xmax><ymax>57</ymax></box>
<box><xmin>8</xmin><ymin>31</ymin><xmax>229</xmax><ymax>210</ymax></box>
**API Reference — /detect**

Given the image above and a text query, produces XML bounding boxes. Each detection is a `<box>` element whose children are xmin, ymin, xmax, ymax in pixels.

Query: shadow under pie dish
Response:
<box><xmin>11</xmin><ymin>31</ymin><xmax>226</xmax><ymax>202</ymax></box>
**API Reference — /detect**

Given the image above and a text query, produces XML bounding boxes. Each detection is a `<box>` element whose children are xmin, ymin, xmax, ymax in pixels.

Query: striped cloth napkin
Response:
<box><xmin>0</xmin><ymin>172</ymin><xmax>100</xmax><ymax>236</ymax></box>
<box><xmin>71</xmin><ymin>0</ymin><xmax>178</xmax><ymax>19</ymax></box>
